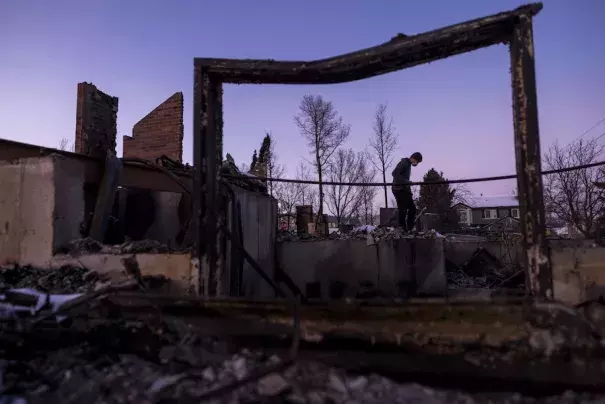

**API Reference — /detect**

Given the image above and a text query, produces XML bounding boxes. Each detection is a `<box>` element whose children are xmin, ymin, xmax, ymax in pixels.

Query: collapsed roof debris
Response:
<box><xmin>221</xmin><ymin>154</ymin><xmax>268</xmax><ymax>194</ymax></box>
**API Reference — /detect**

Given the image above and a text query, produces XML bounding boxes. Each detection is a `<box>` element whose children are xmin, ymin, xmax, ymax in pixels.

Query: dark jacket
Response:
<box><xmin>392</xmin><ymin>157</ymin><xmax>412</xmax><ymax>192</ymax></box>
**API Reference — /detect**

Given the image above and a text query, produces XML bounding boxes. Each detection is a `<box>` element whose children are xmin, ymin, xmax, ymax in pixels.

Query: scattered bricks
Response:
<box><xmin>123</xmin><ymin>92</ymin><xmax>184</xmax><ymax>163</ymax></box>
<box><xmin>74</xmin><ymin>82</ymin><xmax>118</xmax><ymax>159</ymax></box>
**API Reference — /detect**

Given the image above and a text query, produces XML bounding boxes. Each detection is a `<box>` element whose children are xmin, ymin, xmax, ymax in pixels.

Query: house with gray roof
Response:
<box><xmin>453</xmin><ymin>195</ymin><xmax>520</xmax><ymax>229</ymax></box>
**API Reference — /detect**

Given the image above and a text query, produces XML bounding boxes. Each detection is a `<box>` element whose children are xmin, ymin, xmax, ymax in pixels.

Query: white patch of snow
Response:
<box><xmin>0</xmin><ymin>288</ymin><xmax>82</xmax><ymax>321</ymax></box>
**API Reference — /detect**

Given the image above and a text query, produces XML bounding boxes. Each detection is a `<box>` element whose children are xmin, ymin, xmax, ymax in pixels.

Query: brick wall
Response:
<box><xmin>74</xmin><ymin>82</ymin><xmax>118</xmax><ymax>159</ymax></box>
<box><xmin>123</xmin><ymin>92</ymin><xmax>184</xmax><ymax>162</ymax></box>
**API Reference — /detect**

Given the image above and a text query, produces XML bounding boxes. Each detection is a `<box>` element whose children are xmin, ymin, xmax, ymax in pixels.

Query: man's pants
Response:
<box><xmin>392</xmin><ymin>189</ymin><xmax>416</xmax><ymax>231</ymax></box>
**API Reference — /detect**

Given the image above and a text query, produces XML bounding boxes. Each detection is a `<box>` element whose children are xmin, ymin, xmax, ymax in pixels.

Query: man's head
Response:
<box><xmin>410</xmin><ymin>152</ymin><xmax>423</xmax><ymax>167</ymax></box>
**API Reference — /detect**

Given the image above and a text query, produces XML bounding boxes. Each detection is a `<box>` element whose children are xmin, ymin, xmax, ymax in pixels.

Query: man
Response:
<box><xmin>391</xmin><ymin>152</ymin><xmax>423</xmax><ymax>232</ymax></box>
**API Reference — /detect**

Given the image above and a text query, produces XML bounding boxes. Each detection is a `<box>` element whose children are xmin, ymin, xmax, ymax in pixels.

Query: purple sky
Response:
<box><xmin>1</xmin><ymin>0</ymin><xmax>604</xmax><ymax>202</ymax></box>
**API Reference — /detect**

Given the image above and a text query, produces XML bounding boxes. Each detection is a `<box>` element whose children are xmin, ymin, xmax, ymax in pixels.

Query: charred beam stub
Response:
<box><xmin>510</xmin><ymin>13</ymin><xmax>553</xmax><ymax>299</ymax></box>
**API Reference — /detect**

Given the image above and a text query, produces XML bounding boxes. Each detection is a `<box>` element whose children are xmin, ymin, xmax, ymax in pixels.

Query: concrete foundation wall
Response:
<box><xmin>277</xmin><ymin>238</ymin><xmax>446</xmax><ymax>299</ymax></box>
<box><xmin>444</xmin><ymin>237</ymin><xmax>605</xmax><ymax>305</ymax></box>
<box><xmin>1</xmin><ymin>157</ymin><xmax>62</xmax><ymax>266</ymax></box>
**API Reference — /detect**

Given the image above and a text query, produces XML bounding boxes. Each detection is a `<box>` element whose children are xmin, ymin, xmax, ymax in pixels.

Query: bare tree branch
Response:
<box><xmin>58</xmin><ymin>137</ymin><xmax>74</xmax><ymax>152</ymax></box>
<box><xmin>325</xmin><ymin>149</ymin><xmax>368</xmax><ymax>226</ymax></box>
<box><xmin>368</xmin><ymin>103</ymin><xmax>398</xmax><ymax>208</ymax></box>
<box><xmin>451</xmin><ymin>183</ymin><xmax>474</xmax><ymax>205</ymax></box>
<box><xmin>294</xmin><ymin>162</ymin><xmax>318</xmax><ymax>213</ymax></box>
<box><xmin>294</xmin><ymin>95</ymin><xmax>351</xmax><ymax>215</ymax></box>
<box><xmin>543</xmin><ymin>137</ymin><xmax>605</xmax><ymax>237</ymax></box>
<box><xmin>356</xmin><ymin>157</ymin><xmax>379</xmax><ymax>225</ymax></box>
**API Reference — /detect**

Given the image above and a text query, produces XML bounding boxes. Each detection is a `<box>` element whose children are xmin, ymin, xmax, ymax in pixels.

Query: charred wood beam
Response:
<box><xmin>195</xmin><ymin>4</ymin><xmax>542</xmax><ymax>85</ymax></box>
<box><xmin>510</xmin><ymin>13</ymin><xmax>553</xmax><ymax>299</ymax></box>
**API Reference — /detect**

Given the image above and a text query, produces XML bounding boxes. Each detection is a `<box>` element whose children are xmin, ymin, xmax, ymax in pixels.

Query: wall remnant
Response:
<box><xmin>123</xmin><ymin>92</ymin><xmax>184</xmax><ymax>162</ymax></box>
<box><xmin>74</xmin><ymin>82</ymin><xmax>119</xmax><ymax>159</ymax></box>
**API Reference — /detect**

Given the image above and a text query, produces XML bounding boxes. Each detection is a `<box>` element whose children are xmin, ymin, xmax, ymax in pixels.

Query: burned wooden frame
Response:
<box><xmin>194</xmin><ymin>3</ymin><xmax>553</xmax><ymax>299</ymax></box>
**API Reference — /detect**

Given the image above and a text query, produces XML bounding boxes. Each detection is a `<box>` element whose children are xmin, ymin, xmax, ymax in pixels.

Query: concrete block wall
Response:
<box><xmin>123</xmin><ymin>92</ymin><xmax>184</xmax><ymax>162</ymax></box>
<box><xmin>277</xmin><ymin>238</ymin><xmax>446</xmax><ymax>299</ymax></box>
<box><xmin>0</xmin><ymin>156</ymin><xmax>86</xmax><ymax>267</ymax></box>
<box><xmin>75</xmin><ymin>82</ymin><xmax>118</xmax><ymax>159</ymax></box>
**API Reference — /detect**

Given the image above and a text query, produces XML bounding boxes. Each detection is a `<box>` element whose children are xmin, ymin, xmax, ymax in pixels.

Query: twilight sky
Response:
<box><xmin>1</xmin><ymin>0</ymin><xmax>604</xmax><ymax>201</ymax></box>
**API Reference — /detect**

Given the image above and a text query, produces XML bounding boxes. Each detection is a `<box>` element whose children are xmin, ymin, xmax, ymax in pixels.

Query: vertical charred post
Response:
<box><xmin>509</xmin><ymin>13</ymin><xmax>553</xmax><ymax>299</ymax></box>
<box><xmin>193</xmin><ymin>65</ymin><xmax>209</xmax><ymax>295</ymax></box>
<box><xmin>210</xmin><ymin>77</ymin><xmax>225</xmax><ymax>296</ymax></box>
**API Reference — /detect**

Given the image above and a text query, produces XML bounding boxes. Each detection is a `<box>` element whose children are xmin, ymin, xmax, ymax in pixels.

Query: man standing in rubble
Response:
<box><xmin>391</xmin><ymin>152</ymin><xmax>423</xmax><ymax>232</ymax></box>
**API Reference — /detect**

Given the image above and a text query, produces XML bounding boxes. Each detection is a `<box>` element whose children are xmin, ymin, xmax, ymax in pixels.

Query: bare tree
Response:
<box><xmin>325</xmin><ymin>149</ymin><xmax>368</xmax><ymax>226</ymax></box>
<box><xmin>274</xmin><ymin>180</ymin><xmax>300</xmax><ymax>230</ymax></box>
<box><xmin>294</xmin><ymin>95</ymin><xmax>350</xmax><ymax>215</ymax></box>
<box><xmin>295</xmin><ymin>162</ymin><xmax>318</xmax><ymax>212</ymax></box>
<box><xmin>543</xmin><ymin>138</ymin><xmax>605</xmax><ymax>237</ymax></box>
<box><xmin>369</xmin><ymin>103</ymin><xmax>398</xmax><ymax>208</ymax></box>
<box><xmin>357</xmin><ymin>166</ymin><xmax>378</xmax><ymax>225</ymax></box>
<box><xmin>58</xmin><ymin>137</ymin><xmax>74</xmax><ymax>152</ymax></box>
<box><xmin>452</xmin><ymin>183</ymin><xmax>474</xmax><ymax>205</ymax></box>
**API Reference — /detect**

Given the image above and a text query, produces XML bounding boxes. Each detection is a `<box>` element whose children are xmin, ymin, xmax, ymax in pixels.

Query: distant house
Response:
<box><xmin>453</xmin><ymin>196</ymin><xmax>521</xmax><ymax>230</ymax></box>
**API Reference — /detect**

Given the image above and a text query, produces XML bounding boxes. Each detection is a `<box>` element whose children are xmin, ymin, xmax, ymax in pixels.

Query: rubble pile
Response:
<box><xmin>58</xmin><ymin>237</ymin><xmax>173</xmax><ymax>256</ymax></box>
<box><xmin>0</xmin><ymin>265</ymin><xmax>109</xmax><ymax>293</ymax></box>
<box><xmin>446</xmin><ymin>247</ymin><xmax>524</xmax><ymax>291</ymax></box>
<box><xmin>0</xmin><ymin>296</ymin><xmax>602</xmax><ymax>403</ymax></box>
<box><xmin>0</xmin><ymin>265</ymin><xmax>169</xmax><ymax>294</ymax></box>
<box><xmin>220</xmin><ymin>153</ymin><xmax>268</xmax><ymax>194</ymax></box>
<box><xmin>277</xmin><ymin>226</ymin><xmax>445</xmax><ymax>243</ymax></box>
<box><xmin>0</xmin><ymin>266</ymin><xmax>599</xmax><ymax>403</ymax></box>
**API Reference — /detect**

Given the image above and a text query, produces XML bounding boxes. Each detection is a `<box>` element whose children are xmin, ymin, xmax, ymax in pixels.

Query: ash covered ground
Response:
<box><xmin>0</xmin><ymin>266</ymin><xmax>599</xmax><ymax>403</ymax></box>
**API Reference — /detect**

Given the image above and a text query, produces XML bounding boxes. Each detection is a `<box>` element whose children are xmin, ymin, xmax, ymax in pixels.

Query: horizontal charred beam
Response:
<box><xmin>195</xmin><ymin>3</ymin><xmax>542</xmax><ymax>85</ymax></box>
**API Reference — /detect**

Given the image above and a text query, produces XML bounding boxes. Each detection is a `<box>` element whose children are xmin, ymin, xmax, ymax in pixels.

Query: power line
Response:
<box><xmin>221</xmin><ymin>160</ymin><xmax>605</xmax><ymax>187</ymax></box>
<box><xmin>561</xmin><ymin>115</ymin><xmax>605</xmax><ymax>150</ymax></box>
